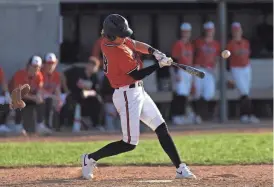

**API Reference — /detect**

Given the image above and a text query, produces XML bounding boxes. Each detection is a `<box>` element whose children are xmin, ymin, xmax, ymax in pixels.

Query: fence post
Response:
<box><xmin>218</xmin><ymin>0</ymin><xmax>228</xmax><ymax>123</ymax></box>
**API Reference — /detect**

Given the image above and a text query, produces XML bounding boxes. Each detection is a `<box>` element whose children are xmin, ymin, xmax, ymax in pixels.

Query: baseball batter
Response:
<box><xmin>227</xmin><ymin>22</ymin><xmax>260</xmax><ymax>123</ymax></box>
<box><xmin>81</xmin><ymin>14</ymin><xmax>196</xmax><ymax>180</ymax></box>
<box><xmin>171</xmin><ymin>23</ymin><xmax>193</xmax><ymax>125</ymax></box>
<box><xmin>193</xmin><ymin>21</ymin><xmax>220</xmax><ymax>122</ymax></box>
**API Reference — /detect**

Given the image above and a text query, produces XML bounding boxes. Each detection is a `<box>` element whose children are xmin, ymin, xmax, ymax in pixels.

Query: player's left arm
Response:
<box><xmin>132</xmin><ymin>40</ymin><xmax>151</xmax><ymax>54</ymax></box>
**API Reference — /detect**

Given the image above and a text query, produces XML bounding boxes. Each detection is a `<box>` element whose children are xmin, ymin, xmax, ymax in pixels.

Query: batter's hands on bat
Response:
<box><xmin>158</xmin><ymin>57</ymin><xmax>173</xmax><ymax>68</ymax></box>
<box><xmin>153</xmin><ymin>50</ymin><xmax>166</xmax><ymax>61</ymax></box>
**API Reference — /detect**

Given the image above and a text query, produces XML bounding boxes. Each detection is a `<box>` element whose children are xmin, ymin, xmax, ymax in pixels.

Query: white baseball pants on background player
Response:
<box><xmin>194</xmin><ymin>67</ymin><xmax>216</xmax><ymax>100</ymax></box>
<box><xmin>176</xmin><ymin>69</ymin><xmax>193</xmax><ymax>96</ymax></box>
<box><xmin>231</xmin><ymin>65</ymin><xmax>251</xmax><ymax>95</ymax></box>
<box><xmin>112</xmin><ymin>82</ymin><xmax>165</xmax><ymax>145</ymax></box>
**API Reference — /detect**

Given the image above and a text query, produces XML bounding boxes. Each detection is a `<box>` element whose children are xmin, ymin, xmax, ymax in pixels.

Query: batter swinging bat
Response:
<box><xmin>171</xmin><ymin>62</ymin><xmax>205</xmax><ymax>79</ymax></box>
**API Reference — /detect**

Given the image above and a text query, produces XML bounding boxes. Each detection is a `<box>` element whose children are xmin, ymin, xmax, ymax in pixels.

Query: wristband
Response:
<box><xmin>148</xmin><ymin>47</ymin><xmax>156</xmax><ymax>55</ymax></box>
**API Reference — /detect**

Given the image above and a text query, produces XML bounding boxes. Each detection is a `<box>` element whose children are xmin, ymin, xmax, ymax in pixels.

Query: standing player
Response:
<box><xmin>41</xmin><ymin>53</ymin><xmax>62</xmax><ymax>128</ymax></box>
<box><xmin>193</xmin><ymin>21</ymin><xmax>220</xmax><ymax>123</ymax></box>
<box><xmin>171</xmin><ymin>23</ymin><xmax>193</xmax><ymax>125</ymax></box>
<box><xmin>81</xmin><ymin>14</ymin><xmax>196</xmax><ymax>180</ymax></box>
<box><xmin>227</xmin><ymin>22</ymin><xmax>260</xmax><ymax>123</ymax></box>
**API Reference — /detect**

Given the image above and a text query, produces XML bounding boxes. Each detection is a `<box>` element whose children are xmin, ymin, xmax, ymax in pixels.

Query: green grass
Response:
<box><xmin>0</xmin><ymin>133</ymin><xmax>272</xmax><ymax>167</ymax></box>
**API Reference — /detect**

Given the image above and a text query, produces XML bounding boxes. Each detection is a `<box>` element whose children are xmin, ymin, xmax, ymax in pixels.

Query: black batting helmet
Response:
<box><xmin>102</xmin><ymin>14</ymin><xmax>133</xmax><ymax>41</ymax></box>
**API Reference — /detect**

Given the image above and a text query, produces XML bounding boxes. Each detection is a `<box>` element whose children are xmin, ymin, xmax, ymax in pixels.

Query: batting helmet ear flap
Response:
<box><xmin>102</xmin><ymin>29</ymin><xmax>116</xmax><ymax>41</ymax></box>
<box><xmin>106</xmin><ymin>34</ymin><xmax>116</xmax><ymax>41</ymax></box>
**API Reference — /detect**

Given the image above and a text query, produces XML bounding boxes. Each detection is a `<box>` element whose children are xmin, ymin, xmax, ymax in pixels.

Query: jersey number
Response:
<box><xmin>103</xmin><ymin>54</ymin><xmax>108</xmax><ymax>74</ymax></box>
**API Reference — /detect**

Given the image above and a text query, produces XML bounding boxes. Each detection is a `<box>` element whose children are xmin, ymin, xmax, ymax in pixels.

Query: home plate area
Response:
<box><xmin>1</xmin><ymin>165</ymin><xmax>272</xmax><ymax>187</ymax></box>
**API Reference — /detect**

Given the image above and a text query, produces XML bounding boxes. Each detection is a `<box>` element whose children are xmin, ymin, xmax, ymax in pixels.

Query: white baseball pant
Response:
<box><xmin>112</xmin><ymin>83</ymin><xmax>165</xmax><ymax>145</ymax></box>
<box><xmin>176</xmin><ymin>69</ymin><xmax>193</xmax><ymax>96</ymax></box>
<box><xmin>231</xmin><ymin>65</ymin><xmax>251</xmax><ymax>95</ymax></box>
<box><xmin>194</xmin><ymin>67</ymin><xmax>216</xmax><ymax>101</ymax></box>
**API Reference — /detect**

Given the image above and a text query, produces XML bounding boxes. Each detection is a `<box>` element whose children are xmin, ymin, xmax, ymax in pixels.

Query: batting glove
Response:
<box><xmin>158</xmin><ymin>57</ymin><xmax>173</xmax><ymax>68</ymax></box>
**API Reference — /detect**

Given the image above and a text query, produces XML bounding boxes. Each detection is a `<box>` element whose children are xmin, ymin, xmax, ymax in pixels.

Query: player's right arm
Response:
<box><xmin>116</xmin><ymin>48</ymin><xmax>171</xmax><ymax>81</ymax></box>
<box><xmin>128</xmin><ymin>39</ymin><xmax>167</xmax><ymax>61</ymax></box>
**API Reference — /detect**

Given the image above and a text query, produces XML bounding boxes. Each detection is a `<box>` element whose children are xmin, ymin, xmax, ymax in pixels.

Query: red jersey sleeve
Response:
<box><xmin>124</xmin><ymin>38</ymin><xmax>136</xmax><ymax>50</ymax></box>
<box><xmin>117</xmin><ymin>49</ymin><xmax>138</xmax><ymax>74</ymax></box>
<box><xmin>13</xmin><ymin>71</ymin><xmax>24</xmax><ymax>87</ymax></box>
<box><xmin>0</xmin><ymin>68</ymin><xmax>4</xmax><ymax>84</ymax></box>
<box><xmin>171</xmin><ymin>41</ymin><xmax>181</xmax><ymax>59</ymax></box>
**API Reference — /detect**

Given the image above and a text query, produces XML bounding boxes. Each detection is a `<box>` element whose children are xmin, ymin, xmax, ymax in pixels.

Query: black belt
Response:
<box><xmin>116</xmin><ymin>81</ymin><xmax>143</xmax><ymax>90</ymax></box>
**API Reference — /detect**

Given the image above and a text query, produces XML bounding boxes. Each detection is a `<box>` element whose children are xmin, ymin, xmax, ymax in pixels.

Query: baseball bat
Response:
<box><xmin>171</xmin><ymin>62</ymin><xmax>205</xmax><ymax>79</ymax></box>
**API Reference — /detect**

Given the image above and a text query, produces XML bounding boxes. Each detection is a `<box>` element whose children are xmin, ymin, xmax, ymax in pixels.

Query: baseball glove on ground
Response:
<box><xmin>10</xmin><ymin>84</ymin><xmax>31</xmax><ymax>110</ymax></box>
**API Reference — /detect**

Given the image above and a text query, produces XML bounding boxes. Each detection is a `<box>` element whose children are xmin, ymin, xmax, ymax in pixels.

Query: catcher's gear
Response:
<box><xmin>10</xmin><ymin>84</ymin><xmax>30</xmax><ymax>110</ymax></box>
<box><xmin>102</xmin><ymin>14</ymin><xmax>133</xmax><ymax>41</ymax></box>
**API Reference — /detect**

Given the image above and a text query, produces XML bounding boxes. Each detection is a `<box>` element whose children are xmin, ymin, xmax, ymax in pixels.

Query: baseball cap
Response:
<box><xmin>180</xmin><ymin>23</ymin><xmax>192</xmax><ymax>31</ymax></box>
<box><xmin>203</xmin><ymin>21</ymin><xmax>215</xmax><ymax>30</ymax></box>
<box><xmin>45</xmin><ymin>53</ymin><xmax>57</xmax><ymax>63</ymax></box>
<box><xmin>30</xmin><ymin>56</ymin><xmax>42</xmax><ymax>67</ymax></box>
<box><xmin>231</xmin><ymin>22</ymin><xmax>242</xmax><ymax>30</ymax></box>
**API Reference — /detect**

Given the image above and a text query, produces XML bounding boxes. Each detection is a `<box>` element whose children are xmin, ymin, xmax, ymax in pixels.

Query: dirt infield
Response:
<box><xmin>1</xmin><ymin>165</ymin><xmax>272</xmax><ymax>187</ymax></box>
<box><xmin>1</xmin><ymin>123</ymin><xmax>273</xmax><ymax>187</ymax></box>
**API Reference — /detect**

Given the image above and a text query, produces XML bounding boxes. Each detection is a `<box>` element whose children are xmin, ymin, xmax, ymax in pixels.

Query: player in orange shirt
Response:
<box><xmin>227</xmin><ymin>22</ymin><xmax>260</xmax><ymax>123</ymax></box>
<box><xmin>81</xmin><ymin>14</ymin><xmax>196</xmax><ymax>180</ymax></box>
<box><xmin>193</xmin><ymin>21</ymin><xmax>220</xmax><ymax>123</ymax></box>
<box><xmin>171</xmin><ymin>23</ymin><xmax>193</xmax><ymax>125</ymax></box>
<box><xmin>42</xmin><ymin>53</ymin><xmax>62</xmax><ymax>128</ymax></box>
<box><xmin>13</xmin><ymin>56</ymin><xmax>51</xmax><ymax>134</ymax></box>
<box><xmin>13</xmin><ymin>56</ymin><xmax>44</xmax><ymax>101</ymax></box>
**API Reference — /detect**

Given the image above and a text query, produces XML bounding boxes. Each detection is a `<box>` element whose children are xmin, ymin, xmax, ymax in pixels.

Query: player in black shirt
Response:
<box><xmin>63</xmin><ymin>57</ymin><xmax>104</xmax><ymax>130</ymax></box>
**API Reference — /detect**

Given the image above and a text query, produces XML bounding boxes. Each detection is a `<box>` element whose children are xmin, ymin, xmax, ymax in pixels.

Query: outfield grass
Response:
<box><xmin>0</xmin><ymin>133</ymin><xmax>272</xmax><ymax>167</ymax></box>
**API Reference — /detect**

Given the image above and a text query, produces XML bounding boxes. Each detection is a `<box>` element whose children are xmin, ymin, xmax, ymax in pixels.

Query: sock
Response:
<box><xmin>191</xmin><ymin>100</ymin><xmax>198</xmax><ymax>115</ymax></box>
<box><xmin>240</xmin><ymin>95</ymin><xmax>252</xmax><ymax>116</ymax></box>
<box><xmin>155</xmin><ymin>123</ymin><xmax>181</xmax><ymax>168</ymax></box>
<box><xmin>0</xmin><ymin>104</ymin><xmax>10</xmax><ymax>112</ymax></box>
<box><xmin>171</xmin><ymin>93</ymin><xmax>180</xmax><ymax>116</ymax></box>
<box><xmin>178</xmin><ymin>95</ymin><xmax>187</xmax><ymax>115</ymax></box>
<box><xmin>88</xmin><ymin>140</ymin><xmax>136</xmax><ymax>161</ymax></box>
